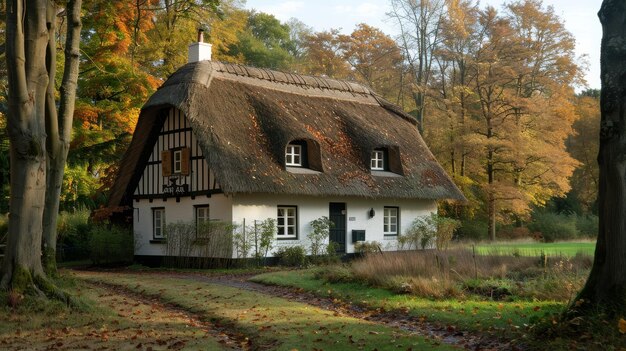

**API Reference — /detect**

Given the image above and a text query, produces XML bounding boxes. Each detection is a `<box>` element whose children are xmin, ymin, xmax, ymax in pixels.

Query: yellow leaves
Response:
<box><xmin>619</xmin><ymin>318</ymin><xmax>626</xmax><ymax>334</ymax></box>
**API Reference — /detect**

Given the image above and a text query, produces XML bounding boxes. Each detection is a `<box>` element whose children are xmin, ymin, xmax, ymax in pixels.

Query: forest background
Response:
<box><xmin>0</xmin><ymin>0</ymin><xmax>600</xmax><ymax>243</ymax></box>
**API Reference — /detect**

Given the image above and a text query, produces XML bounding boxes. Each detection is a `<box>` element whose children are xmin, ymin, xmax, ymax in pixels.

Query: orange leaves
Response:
<box><xmin>618</xmin><ymin>318</ymin><xmax>626</xmax><ymax>334</ymax></box>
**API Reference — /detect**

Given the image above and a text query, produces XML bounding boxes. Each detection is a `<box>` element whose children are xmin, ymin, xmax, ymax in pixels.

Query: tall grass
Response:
<box><xmin>323</xmin><ymin>249</ymin><xmax>592</xmax><ymax>300</ymax></box>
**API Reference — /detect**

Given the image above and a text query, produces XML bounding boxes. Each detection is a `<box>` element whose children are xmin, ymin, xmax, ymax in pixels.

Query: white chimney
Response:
<box><xmin>188</xmin><ymin>28</ymin><xmax>212</xmax><ymax>63</ymax></box>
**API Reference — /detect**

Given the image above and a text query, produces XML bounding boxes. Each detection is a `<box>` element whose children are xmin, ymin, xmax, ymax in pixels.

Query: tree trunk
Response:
<box><xmin>573</xmin><ymin>0</ymin><xmax>626</xmax><ymax>317</ymax></box>
<box><xmin>42</xmin><ymin>0</ymin><xmax>82</xmax><ymax>276</ymax></box>
<box><xmin>487</xmin><ymin>156</ymin><xmax>496</xmax><ymax>241</ymax></box>
<box><xmin>412</xmin><ymin>91</ymin><xmax>425</xmax><ymax>134</ymax></box>
<box><xmin>1</xmin><ymin>0</ymin><xmax>50</xmax><ymax>292</ymax></box>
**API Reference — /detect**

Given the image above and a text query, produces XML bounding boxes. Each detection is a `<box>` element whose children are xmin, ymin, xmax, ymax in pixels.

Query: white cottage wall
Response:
<box><xmin>232</xmin><ymin>194</ymin><xmax>437</xmax><ymax>256</ymax></box>
<box><xmin>133</xmin><ymin>194</ymin><xmax>233</xmax><ymax>256</ymax></box>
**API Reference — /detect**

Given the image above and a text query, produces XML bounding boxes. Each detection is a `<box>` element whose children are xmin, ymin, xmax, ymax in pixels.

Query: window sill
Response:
<box><xmin>383</xmin><ymin>234</ymin><xmax>398</xmax><ymax>237</ymax></box>
<box><xmin>150</xmin><ymin>239</ymin><xmax>166</xmax><ymax>244</ymax></box>
<box><xmin>276</xmin><ymin>237</ymin><xmax>298</xmax><ymax>241</ymax></box>
<box><xmin>286</xmin><ymin>167</ymin><xmax>321</xmax><ymax>175</ymax></box>
<box><xmin>371</xmin><ymin>171</ymin><xmax>402</xmax><ymax>178</ymax></box>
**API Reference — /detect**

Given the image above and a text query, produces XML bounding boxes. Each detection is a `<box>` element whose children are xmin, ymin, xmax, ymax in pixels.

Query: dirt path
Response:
<box><xmin>88</xmin><ymin>281</ymin><xmax>250</xmax><ymax>350</ymax></box>
<box><xmin>170</xmin><ymin>272</ymin><xmax>521</xmax><ymax>351</ymax></box>
<box><xmin>0</xmin><ymin>280</ymin><xmax>244</xmax><ymax>351</ymax></box>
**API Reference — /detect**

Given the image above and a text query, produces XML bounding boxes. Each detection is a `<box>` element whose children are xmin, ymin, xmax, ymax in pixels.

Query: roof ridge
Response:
<box><xmin>210</xmin><ymin>61</ymin><xmax>373</xmax><ymax>95</ymax></box>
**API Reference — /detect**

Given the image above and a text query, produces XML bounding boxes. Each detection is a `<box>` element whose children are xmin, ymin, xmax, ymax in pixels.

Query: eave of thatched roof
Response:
<box><xmin>108</xmin><ymin>61</ymin><xmax>465</xmax><ymax>208</ymax></box>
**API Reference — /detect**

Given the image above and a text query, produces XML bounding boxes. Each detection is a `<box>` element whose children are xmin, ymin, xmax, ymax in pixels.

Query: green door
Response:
<box><xmin>329</xmin><ymin>203</ymin><xmax>346</xmax><ymax>253</ymax></box>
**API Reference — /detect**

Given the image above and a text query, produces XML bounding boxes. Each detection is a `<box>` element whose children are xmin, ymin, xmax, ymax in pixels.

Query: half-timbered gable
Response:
<box><xmin>133</xmin><ymin>107</ymin><xmax>220</xmax><ymax>199</ymax></box>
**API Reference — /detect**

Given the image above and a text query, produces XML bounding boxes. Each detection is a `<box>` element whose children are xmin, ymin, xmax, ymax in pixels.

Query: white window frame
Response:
<box><xmin>285</xmin><ymin>144</ymin><xmax>302</xmax><ymax>167</ymax></box>
<box><xmin>196</xmin><ymin>206</ymin><xmax>210</xmax><ymax>226</ymax></box>
<box><xmin>371</xmin><ymin>150</ymin><xmax>385</xmax><ymax>170</ymax></box>
<box><xmin>173</xmin><ymin>149</ymin><xmax>182</xmax><ymax>173</ymax></box>
<box><xmin>195</xmin><ymin>205</ymin><xmax>210</xmax><ymax>238</ymax></box>
<box><xmin>383</xmin><ymin>207</ymin><xmax>399</xmax><ymax>236</ymax></box>
<box><xmin>153</xmin><ymin>208</ymin><xmax>165</xmax><ymax>239</ymax></box>
<box><xmin>277</xmin><ymin>206</ymin><xmax>297</xmax><ymax>239</ymax></box>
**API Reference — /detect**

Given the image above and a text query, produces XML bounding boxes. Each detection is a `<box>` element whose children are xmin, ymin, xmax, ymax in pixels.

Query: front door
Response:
<box><xmin>329</xmin><ymin>202</ymin><xmax>346</xmax><ymax>253</ymax></box>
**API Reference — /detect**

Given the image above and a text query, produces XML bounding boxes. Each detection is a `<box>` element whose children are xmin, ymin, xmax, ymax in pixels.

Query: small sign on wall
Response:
<box><xmin>348</xmin><ymin>217</ymin><xmax>356</xmax><ymax>221</ymax></box>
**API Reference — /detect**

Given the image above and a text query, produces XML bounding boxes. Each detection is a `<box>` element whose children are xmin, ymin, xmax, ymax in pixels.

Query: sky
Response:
<box><xmin>244</xmin><ymin>0</ymin><xmax>603</xmax><ymax>90</ymax></box>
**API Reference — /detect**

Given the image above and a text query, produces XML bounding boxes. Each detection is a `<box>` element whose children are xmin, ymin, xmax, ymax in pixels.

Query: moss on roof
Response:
<box><xmin>108</xmin><ymin>61</ymin><xmax>465</xmax><ymax>207</ymax></box>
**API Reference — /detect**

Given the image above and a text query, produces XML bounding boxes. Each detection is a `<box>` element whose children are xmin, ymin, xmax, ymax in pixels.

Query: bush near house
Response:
<box><xmin>274</xmin><ymin>245</ymin><xmax>307</xmax><ymax>267</ymax></box>
<box><xmin>399</xmin><ymin>214</ymin><xmax>460</xmax><ymax>250</ymax></box>
<box><xmin>55</xmin><ymin>209</ymin><xmax>91</xmax><ymax>261</ymax></box>
<box><xmin>88</xmin><ymin>225</ymin><xmax>134</xmax><ymax>265</ymax></box>
<box><xmin>307</xmin><ymin>216</ymin><xmax>332</xmax><ymax>258</ymax></box>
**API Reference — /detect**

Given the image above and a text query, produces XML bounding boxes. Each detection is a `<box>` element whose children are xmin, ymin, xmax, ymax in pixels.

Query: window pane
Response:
<box><xmin>277</xmin><ymin>206</ymin><xmax>297</xmax><ymax>237</ymax></box>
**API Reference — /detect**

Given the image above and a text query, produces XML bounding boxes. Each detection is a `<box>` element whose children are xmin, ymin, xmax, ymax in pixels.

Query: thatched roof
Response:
<box><xmin>108</xmin><ymin>61</ymin><xmax>464</xmax><ymax>207</ymax></box>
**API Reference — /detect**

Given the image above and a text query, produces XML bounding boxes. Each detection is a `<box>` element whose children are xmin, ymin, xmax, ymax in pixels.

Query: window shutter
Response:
<box><xmin>181</xmin><ymin>147</ymin><xmax>190</xmax><ymax>176</ymax></box>
<box><xmin>162</xmin><ymin>150</ymin><xmax>172</xmax><ymax>177</ymax></box>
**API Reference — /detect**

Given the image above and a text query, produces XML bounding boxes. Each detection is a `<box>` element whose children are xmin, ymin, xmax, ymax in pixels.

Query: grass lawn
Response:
<box><xmin>473</xmin><ymin>241</ymin><xmax>595</xmax><ymax>257</ymax></box>
<box><xmin>0</xmin><ymin>275</ymin><xmax>227</xmax><ymax>350</ymax></box>
<box><xmin>75</xmin><ymin>270</ymin><xmax>457</xmax><ymax>351</ymax></box>
<box><xmin>251</xmin><ymin>269</ymin><xmax>564</xmax><ymax>337</ymax></box>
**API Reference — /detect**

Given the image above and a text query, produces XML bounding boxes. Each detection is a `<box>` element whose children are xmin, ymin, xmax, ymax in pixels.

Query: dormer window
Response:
<box><xmin>284</xmin><ymin>139</ymin><xmax>323</xmax><ymax>172</ymax></box>
<box><xmin>370</xmin><ymin>146</ymin><xmax>404</xmax><ymax>176</ymax></box>
<box><xmin>286</xmin><ymin>143</ymin><xmax>303</xmax><ymax>167</ymax></box>
<box><xmin>371</xmin><ymin>150</ymin><xmax>385</xmax><ymax>170</ymax></box>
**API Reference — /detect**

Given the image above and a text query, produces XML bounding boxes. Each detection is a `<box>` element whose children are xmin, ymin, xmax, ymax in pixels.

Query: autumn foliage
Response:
<box><xmin>0</xmin><ymin>0</ymin><xmax>596</xmax><ymax>241</ymax></box>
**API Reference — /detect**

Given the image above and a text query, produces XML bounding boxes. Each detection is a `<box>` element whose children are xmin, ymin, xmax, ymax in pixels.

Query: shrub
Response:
<box><xmin>575</xmin><ymin>215</ymin><xmax>598</xmax><ymax>238</ymax></box>
<box><xmin>232</xmin><ymin>223</ymin><xmax>253</xmax><ymax>259</ymax></box>
<box><xmin>400</xmin><ymin>214</ymin><xmax>459</xmax><ymax>250</ymax></box>
<box><xmin>256</xmin><ymin>218</ymin><xmax>276</xmax><ymax>263</ymax></box>
<box><xmin>314</xmin><ymin>265</ymin><xmax>354</xmax><ymax>283</ymax></box>
<box><xmin>528</xmin><ymin>212</ymin><xmax>579</xmax><ymax>242</ymax></box>
<box><xmin>275</xmin><ymin>245</ymin><xmax>307</xmax><ymax>267</ymax></box>
<box><xmin>354</xmin><ymin>241</ymin><xmax>382</xmax><ymax>254</ymax></box>
<box><xmin>399</xmin><ymin>217</ymin><xmax>431</xmax><ymax>250</ymax></box>
<box><xmin>56</xmin><ymin>209</ymin><xmax>91</xmax><ymax>261</ymax></box>
<box><xmin>308</xmin><ymin>216</ymin><xmax>332</xmax><ymax>258</ymax></box>
<box><xmin>88</xmin><ymin>225</ymin><xmax>133</xmax><ymax>265</ymax></box>
<box><xmin>434</xmin><ymin>215</ymin><xmax>461</xmax><ymax>250</ymax></box>
<box><xmin>163</xmin><ymin>221</ymin><xmax>196</xmax><ymax>267</ymax></box>
<box><xmin>456</xmin><ymin>219</ymin><xmax>488</xmax><ymax>241</ymax></box>
<box><xmin>311</xmin><ymin>241</ymin><xmax>341</xmax><ymax>265</ymax></box>
<box><xmin>195</xmin><ymin>221</ymin><xmax>235</xmax><ymax>260</ymax></box>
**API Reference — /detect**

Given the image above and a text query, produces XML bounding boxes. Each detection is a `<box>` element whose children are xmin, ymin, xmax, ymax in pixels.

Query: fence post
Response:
<box><xmin>254</xmin><ymin>220</ymin><xmax>259</xmax><ymax>266</ymax></box>
<box><xmin>472</xmin><ymin>244</ymin><xmax>478</xmax><ymax>280</ymax></box>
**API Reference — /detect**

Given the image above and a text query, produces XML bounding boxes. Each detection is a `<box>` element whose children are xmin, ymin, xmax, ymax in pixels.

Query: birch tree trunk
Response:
<box><xmin>573</xmin><ymin>0</ymin><xmax>626</xmax><ymax>317</ymax></box>
<box><xmin>42</xmin><ymin>0</ymin><xmax>82</xmax><ymax>276</ymax></box>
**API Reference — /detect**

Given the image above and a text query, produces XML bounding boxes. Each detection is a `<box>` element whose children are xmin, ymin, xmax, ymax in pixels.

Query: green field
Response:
<box><xmin>473</xmin><ymin>241</ymin><xmax>595</xmax><ymax>257</ymax></box>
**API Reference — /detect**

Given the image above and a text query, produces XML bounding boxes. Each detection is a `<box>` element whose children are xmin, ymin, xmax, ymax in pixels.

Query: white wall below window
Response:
<box><xmin>133</xmin><ymin>194</ymin><xmax>233</xmax><ymax>256</ymax></box>
<box><xmin>232</xmin><ymin>194</ymin><xmax>437</xmax><ymax>255</ymax></box>
<box><xmin>133</xmin><ymin>193</ymin><xmax>437</xmax><ymax>258</ymax></box>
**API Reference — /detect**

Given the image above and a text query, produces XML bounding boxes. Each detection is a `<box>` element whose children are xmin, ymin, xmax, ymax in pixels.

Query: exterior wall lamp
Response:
<box><xmin>369</xmin><ymin>208</ymin><xmax>375</xmax><ymax>218</ymax></box>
